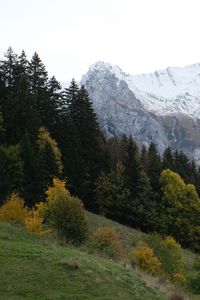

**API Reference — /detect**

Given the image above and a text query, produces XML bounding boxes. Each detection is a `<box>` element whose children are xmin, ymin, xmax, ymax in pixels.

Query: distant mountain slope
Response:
<box><xmin>80</xmin><ymin>62</ymin><xmax>200</xmax><ymax>162</ymax></box>
<box><xmin>82</xmin><ymin>62</ymin><xmax>200</xmax><ymax>118</ymax></box>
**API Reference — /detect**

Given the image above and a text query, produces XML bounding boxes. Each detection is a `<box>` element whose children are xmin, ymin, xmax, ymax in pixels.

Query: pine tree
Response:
<box><xmin>28</xmin><ymin>52</ymin><xmax>49</xmax><ymax>126</ymax></box>
<box><xmin>162</xmin><ymin>147</ymin><xmax>174</xmax><ymax>170</ymax></box>
<box><xmin>0</xmin><ymin>145</ymin><xmax>24</xmax><ymax>203</ymax></box>
<box><xmin>109</xmin><ymin>161</ymin><xmax>130</xmax><ymax>223</ymax></box>
<box><xmin>95</xmin><ymin>171</ymin><xmax>112</xmax><ymax>216</ymax></box>
<box><xmin>122</xmin><ymin>136</ymin><xmax>151</xmax><ymax>228</ymax></box>
<box><xmin>147</xmin><ymin>143</ymin><xmax>162</xmax><ymax>194</ymax></box>
<box><xmin>19</xmin><ymin>131</ymin><xmax>39</xmax><ymax>206</ymax></box>
<box><xmin>59</xmin><ymin>82</ymin><xmax>107</xmax><ymax>208</ymax></box>
<box><xmin>0</xmin><ymin>49</ymin><xmax>39</xmax><ymax>144</ymax></box>
<box><xmin>0</xmin><ymin>109</ymin><xmax>5</xmax><ymax>143</ymax></box>
<box><xmin>140</xmin><ymin>145</ymin><xmax>148</xmax><ymax>172</ymax></box>
<box><xmin>95</xmin><ymin>161</ymin><xmax>130</xmax><ymax>223</ymax></box>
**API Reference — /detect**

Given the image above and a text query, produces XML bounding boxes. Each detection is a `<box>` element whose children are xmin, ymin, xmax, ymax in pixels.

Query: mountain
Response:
<box><xmin>81</xmin><ymin>61</ymin><xmax>200</xmax><ymax>162</ymax></box>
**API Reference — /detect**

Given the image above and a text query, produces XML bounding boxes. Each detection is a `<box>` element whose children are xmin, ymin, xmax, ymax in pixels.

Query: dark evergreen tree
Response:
<box><xmin>122</xmin><ymin>136</ymin><xmax>151</xmax><ymax>228</ymax></box>
<box><xmin>28</xmin><ymin>52</ymin><xmax>60</xmax><ymax>129</ymax></box>
<box><xmin>109</xmin><ymin>161</ymin><xmax>130</xmax><ymax>223</ymax></box>
<box><xmin>0</xmin><ymin>145</ymin><xmax>24</xmax><ymax>203</ymax></box>
<box><xmin>58</xmin><ymin>81</ymin><xmax>107</xmax><ymax>209</ymax></box>
<box><xmin>147</xmin><ymin>143</ymin><xmax>162</xmax><ymax>194</ymax></box>
<box><xmin>140</xmin><ymin>145</ymin><xmax>148</xmax><ymax>172</ymax></box>
<box><xmin>19</xmin><ymin>131</ymin><xmax>40</xmax><ymax>206</ymax></box>
<box><xmin>106</xmin><ymin>137</ymin><xmax>122</xmax><ymax>170</ymax></box>
<box><xmin>0</xmin><ymin>49</ymin><xmax>39</xmax><ymax>144</ymax></box>
<box><xmin>162</xmin><ymin>147</ymin><xmax>174</xmax><ymax>170</ymax></box>
<box><xmin>174</xmin><ymin>150</ymin><xmax>190</xmax><ymax>183</ymax></box>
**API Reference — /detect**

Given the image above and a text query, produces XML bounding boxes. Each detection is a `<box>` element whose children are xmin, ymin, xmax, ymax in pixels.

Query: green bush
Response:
<box><xmin>193</xmin><ymin>255</ymin><xmax>200</xmax><ymax>271</ymax></box>
<box><xmin>88</xmin><ymin>227</ymin><xmax>124</xmax><ymax>260</ymax></box>
<box><xmin>186</xmin><ymin>271</ymin><xmax>200</xmax><ymax>294</ymax></box>
<box><xmin>45</xmin><ymin>178</ymin><xmax>88</xmax><ymax>244</ymax></box>
<box><xmin>145</xmin><ymin>234</ymin><xmax>184</xmax><ymax>278</ymax></box>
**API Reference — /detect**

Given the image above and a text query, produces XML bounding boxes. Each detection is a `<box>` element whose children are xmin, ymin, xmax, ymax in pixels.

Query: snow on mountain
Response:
<box><xmin>82</xmin><ymin>61</ymin><xmax>200</xmax><ymax>119</ymax></box>
<box><xmin>81</xmin><ymin>61</ymin><xmax>200</xmax><ymax>163</ymax></box>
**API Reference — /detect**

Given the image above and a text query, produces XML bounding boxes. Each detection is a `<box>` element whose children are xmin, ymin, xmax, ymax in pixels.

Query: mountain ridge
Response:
<box><xmin>82</xmin><ymin>61</ymin><xmax>200</xmax><ymax>119</ymax></box>
<box><xmin>80</xmin><ymin>61</ymin><xmax>200</xmax><ymax>163</ymax></box>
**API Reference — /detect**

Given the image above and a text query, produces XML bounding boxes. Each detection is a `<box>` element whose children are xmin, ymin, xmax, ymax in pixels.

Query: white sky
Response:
<box><xmin>1</xmin><ymin>0</ymin><xmax>200</xmax><ymax>81</ymax></box>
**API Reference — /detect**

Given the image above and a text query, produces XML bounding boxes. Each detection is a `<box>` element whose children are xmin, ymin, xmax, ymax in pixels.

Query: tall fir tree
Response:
<box><xmin>122</xmin><ymin>136</ymin><xmax>151</xmax><ymax>228</ymax></box>
<box><xmin>58</xmin><ymin>81</ymin><xmax>107</xmax><ymax>208</ymax></box>
<box><xmin>162</xmin><ymin>147</ymin><xmax>174</xmax><ymax>170</ymax></box>
<box><xmin>147</xmin><ymin>143</ymin><xmax>162</xmax><ymax>194</ymax></box>
<box><xmin>0</xmin><ymin>144</ymin><xmax>24</xmax><ymax>203</ymax></box>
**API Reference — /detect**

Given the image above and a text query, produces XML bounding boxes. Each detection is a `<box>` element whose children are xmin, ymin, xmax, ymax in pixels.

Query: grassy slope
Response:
<box><xmin>87</xmin><ymin>212</ymin><xmax>196</xmax><ymax>272</ymax></box>
<box><xmin>0</xmin><ymin>222</ymin><xmax>168</xmax><ymax>300</ymax></box>
<box><xmin>87</xmin><ymin>212</ymin><xmax>200</xmax><ymax>299</ymax></box>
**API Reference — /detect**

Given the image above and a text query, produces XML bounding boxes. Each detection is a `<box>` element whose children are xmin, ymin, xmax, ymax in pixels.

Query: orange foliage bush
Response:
<box><xmin>24</xmin><ymin>210</ymin><xmax>45</xmax><ymax>234</ymax></box>
<box><xmin>24</xmin><ymin>203</ymin><xmax>47</xmax><ymax>234</ymax></box>
<box><xmin>129</xmin><ymin>243</ymin><xmax>161</xmax><ymax>275</ymax></box>
<box><xmin>0</xmin><ymin>193</ymin><xmax>28</xmax><ymax>224</ymax></box>
<box><xmin>89</xmin><ymin>227</ymin><xmax>124</xmax><ymax>260</ymax></box>
<box><xmin>24</xmin><ymin>215</ymin><xmax>43</xmax><ymax>234</ymax></box>
<box><xmin>0</xmin><ymin>194</ymin><xmax>47</xmax><ymax>235</ymax></box>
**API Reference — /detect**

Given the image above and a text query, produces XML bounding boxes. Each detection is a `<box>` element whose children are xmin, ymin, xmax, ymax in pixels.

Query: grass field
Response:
<box><xmin>0</xmin><ymin>221</ymin><xmax>169</xmax><ymax>300</ymax></box>
<box><xmin>87</xmin><ymin>211</ymin><xmax>196</xmax><ymax>272</ymax></box>
<box><xmin>1</xmin><ymin>211</ymin><xmax>200</xmax><ymax>299</ymax></box>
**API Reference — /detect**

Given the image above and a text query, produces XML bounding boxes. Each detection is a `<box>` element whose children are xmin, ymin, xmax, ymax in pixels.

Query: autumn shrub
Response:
<box><xmin>145</xmin><ymin>234</ymin><xmax>184</xmax><ymax>279</ymax></box>
<box><xmin>88</xmin><ymin>227</ymin><xmax>124</xmax><ymax>260</ymax></box>
<box><xmin>0</xmin><ymin>193</ymin><xmax>29</xmax><ymax>224</ymax></box>
<box><xmin>44</xmin><ymin>178</ymin><xmax>88</xmax><ymax>244</ymax></box>
<box><xmin>24</xmin><ymin>206</ymin><xmax>45</xmax><ymax>234</ymax></box>
<box><xmin>128</xmin><ymin>242</ymin><xmax>161</xmax><ymax>275</ymax></box>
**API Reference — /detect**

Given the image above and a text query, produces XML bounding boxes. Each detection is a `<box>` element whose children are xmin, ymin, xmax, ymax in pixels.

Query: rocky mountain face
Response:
<box><xmin>81</xmin><ymin>62</ymin><xmax>200</xmax><ymax>162</ymax></box>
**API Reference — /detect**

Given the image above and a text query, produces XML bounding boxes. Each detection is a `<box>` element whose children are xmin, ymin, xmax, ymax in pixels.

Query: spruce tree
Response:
<box><xmin>162</xmin><ymin>147</ymin><xmax>174</xmax><ymax>170</ymax></box>
<box><xmin>140</xmin><ymin>145</ymin><xmax>148</xmax><ymax>172</ymax></box>
<box><xmin>109</xmin><ymin>161</ymin><xmax>130</xmax><ymax>223</ymax></box>
<box><xmin>0</xmin><ymin>49</ymin><xmax>39</xmax><ymax>144</ymax></box>
<box><xmin>59</xmin><ymin>81</ymin><xmax>107</xmax><ymax>208</ymax></box>
<box><xmin>95</xmin><ymin>171</ymin><xmax>112</xmax><ymax>216</ymax></box>
<box><xmin>19</xmin><ymin>131</ymin><xmax>39</xmax><ymax>206</ymax></box>
<box><xmin>0</xmin><ymin>145</ymin><xmax>24</xmax><ymax>203</ymax></box>
<box><xmin>122</xmin><ymin>136</ymin><xmax>151</xmax><ymax>228</ymax></box>
<box><xmin>147</xmin><ymin>143</ymin><xmax>162</xmax><ymax>194</ymax></box>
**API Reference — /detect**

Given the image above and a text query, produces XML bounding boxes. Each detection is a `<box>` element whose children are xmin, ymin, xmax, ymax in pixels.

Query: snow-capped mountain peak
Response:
<box><xmin>81</xmin><ymin>61</ymin><xmax>200</xmax><ymax>163</ymax></box>
<box><xmin>82</xmin><ymin>61</ymin><xmax>200</xmax><ymax>119</ymax></box>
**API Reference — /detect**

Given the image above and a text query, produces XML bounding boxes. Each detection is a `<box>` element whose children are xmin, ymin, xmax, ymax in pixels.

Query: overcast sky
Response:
<box><xmin>1</xmin><ymin>0</ymin><xmax>200</xmax><ymax>81</ymax></box>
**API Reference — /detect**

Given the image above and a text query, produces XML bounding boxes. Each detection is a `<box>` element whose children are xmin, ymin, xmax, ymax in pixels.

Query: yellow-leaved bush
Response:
<box><xmin>0</xmin><ymin>193</ymin><xmax>46</xmax><ymax>234</ymax></box>
<box><xmin>0</xmin><ymin>193</ymin><xmax>28</xmax><ymax>224</ymax></box>
<box><xmin>129</xmin><ymin>242</ymin><xmax>161</xmax><ymax>275</ymax></box>
<box><xmin>88</xmin><ymin>227</ymin><xmax>124</xmax><ymax>260</ymax></box>
<box><xmin>144</xmin><ymin>234</ymin><xmax>184</xmax><ymax>280</ymax></box>
<box><xmin>24</xmin><ymin>207</ymin><xmax>46</xmax><ymax>235</ymax></box>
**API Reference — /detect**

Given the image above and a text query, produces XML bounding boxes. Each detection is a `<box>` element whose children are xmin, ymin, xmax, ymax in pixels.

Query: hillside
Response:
<box><xmin>87</xmin><ymin>212</ymin><xmax>196</xmax><ymax>273</ymax></box>
<box><xmin>0</xmin><ymin>220</ymin><xmax>168</xmax><ymax>300</ymax></box>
